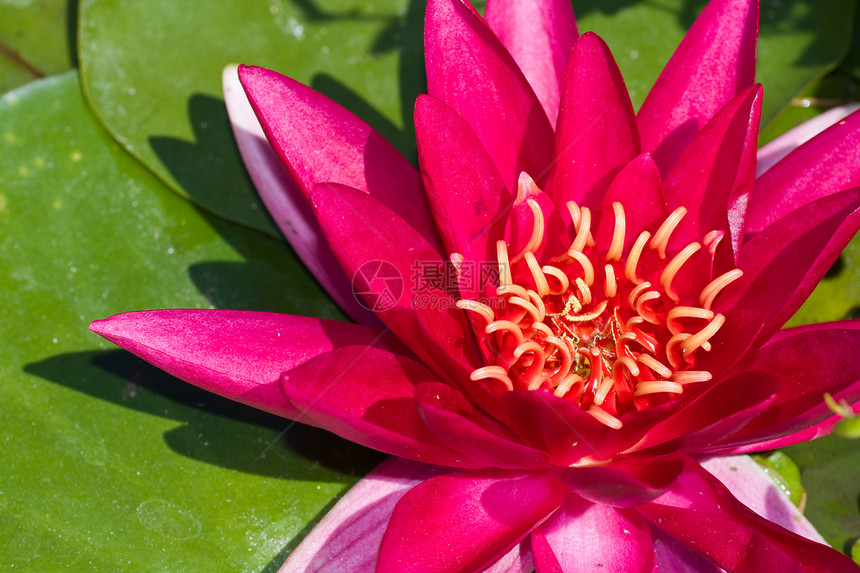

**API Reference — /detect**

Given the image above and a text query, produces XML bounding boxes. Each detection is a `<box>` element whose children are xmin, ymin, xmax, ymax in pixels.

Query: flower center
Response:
<box><xmin>456</xmin><ymin>177</ymin><xmax>743</xmax><ymax>430</ymax></box>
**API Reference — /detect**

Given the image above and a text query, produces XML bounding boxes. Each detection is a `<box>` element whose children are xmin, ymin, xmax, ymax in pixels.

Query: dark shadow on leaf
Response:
<box><xmin>25</xmin><ymin>350</ymin><xmax>383</xmax><ymax>481</ymax></box>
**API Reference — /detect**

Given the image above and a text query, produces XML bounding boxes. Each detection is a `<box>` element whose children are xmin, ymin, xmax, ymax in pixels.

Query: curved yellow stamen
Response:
<box><xmin>650</xmin><ymin>206</ymin><xmax>687</xmax><ymax>259</ymax></box>
<box><xmin>508</xmin><ymin>296</ymin><xmax>543</xmax><ymax>323</ymax></box>
<box><xmin>670</xmin><ymin>370</ymin><xmax>713</xmax><ymax>384</ymax></box>
<box><xmin>496</xmin><ymin>240</ymin><xmax>512</xmax><ymax>288</ymax></box>
<box><xmin>455</xmin><ymin>299</ymin><xmax>495</xmax><ymax>324</ymax></box>
<box><xmin>542</xmin><ymin>265</ymin><xmax>569</xmax><ymax>295</ymax></box>
<box><xmin>524</xmin><ymin>251</ymin><xmax>549</xmax><ymax>297</ymax></box>
<box><xmin>666</xmin><ymin>306</ymin><xmax>715</xmax><ymax>335</ymax></box>
<box><xmin>660</xmin><ymin>242</ymin><xmax>701</xmax><ymax>302</ymax></box>
<box><xmin>571</xmin><ymin>206</ymin><xmax>592</xmax><ymax>252</ymax></box>
<box><xmin>624</xmin><ymin>231</ymin><xmax>650</xmax><ymax>285</ymax></box>
<box><xmin>607</xmin><ymin>202</ymin><xmax>626</xmax><ymax>262</ymax></box>
<box><xmin>634</xmin><ymin>381</ymin><xmax>683</xmax><ymax>396</ymax></box>
<box><xmin>681</xmin><ymin>314</ymin><xmax>725</xmax><ymax>356</ymax></box>
<box><xmin>587</xmin><ymin>406</ymin><xmax>623</xmax><ymax>429</ymax></box>
<box><xmin>486</xmin><ymin>320</ymin><xmax>525</xmax><ymax>347</ymax></box>
<box><xmin>604</xmin><ymin>264</ymin><xmax>617</xmax><ymax>298</ymax></box>
<box><xmin>699</xmin><ymin>269</ymin><xmax>744</xmax><ymax>310</ymax></box>
<box><xmin>637</xmin><ymin>354</ymin><xmax>673</xmax><ymax>379</ymax></box>
<box><xmin>568</xmin><ymin>249</ymin><xmax>595</xmax><ymax>285</ymax></box>
<box><xmin>470</xmin><ymin>366</ymin><xmax>514</xmax><ymax>391</ymax></box>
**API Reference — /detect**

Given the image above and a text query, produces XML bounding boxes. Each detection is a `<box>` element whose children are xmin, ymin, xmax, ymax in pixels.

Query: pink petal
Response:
<box><xmin>637</xmin><ymin>0</ymin><xmax>759</xmax><ymax>172</ymax></box>
<box><xmin>414</xmin><ymin>382</ymin><xmax>550</xmax><ymax>470</ymax></box>
<box><xmin>484</xmin><ymin>0</ymin><xmax>578</xmax><ymax>127</ymax></box>
<box><xmin>280</xmin><ymin>344</ymin><xmax>479</xmax><ymax>467</ymax></box>
<box><xmin>311</xmin><ymin>182</ymin><xmax>480</xmax><ymax>381</ymax></box>
<box><xmin>705</xmin><ymin>187</ymin><xmax>860</xmax><ymax>375</ymax></box>
<box><xmin>548</xmin><ymin>32</ymin><xmax>640</xmax><ymax>209</ymax></box>
<box><xmin>425</xmin><ymin>0</ymin><xmax>555</xmax><ymax>189</ymax></box>
<box><xmin>747</xmin><ymin>107</ymin><xmax>860</xmax><ymax>234</ymax></box>
<box><xmin>552</xmin><ymin>457</ymin><xmax>684</xmax><ymax>507</ymax></box>
<box><xmin>661</xmin><ymin>85</ymin><xmax>761</xmax><ymax>260</ymax></box>
<box><xmin>237</xmin><ymin>65</ymin><xmax>438</xmax><ymax>242</ymax></box>
<box><xmin>756</xmin><ymin>103</ymin><xmax>860</xmax><ymax>176</ymax></box>
<box><xmin>415</xmin><ymin>94</ymin><xmax>512</xmax><ymax>269</ymax></box>
<box><xmin>699</xmin><ymin>455</ymin><xmax>826</xmax><ymax>543</ymax></box>
<box><xmin>652</xmin><ymin>528</ymin><xmax>725</xmax><ymax>573</ymax></box>
<box><xmin>641</xmin><ymin>458</ymin><xmax>856</xmax><ymax>572</ymax></box>
<box><xmin>279</xmin><ymin>457</ymin><xmax>448</xmax><ymax>573</ymax></box>
<box><xmin>594</xmin><ymin>153</ymin><xmax>666</xmax><ymax>252</ymax></box>
<box><xmin>89</xmin><ymin>309</ymin><xmax>396</xmax><ymax>418</ymax></box>
<box><xmin>377</xmin><ymin>469</ymin><xmax>565</xmax><ymax>573</ymax></box>
<box><xmin>710</xmin><ymin>321</ymin><xmax>860</xmax><ymax>450</ymax></box>
<box><xmin>629</xmin><ymin>370</ymin><xmax>777</xmax><ymax>456</ymax></box>
<box><xmin>222</xmin><ymin>65</ymin><xmax>380</xmax><ymax>326</ymax></box>
<box><xmin>532</xmin><ymin>493</ymin><xmax>654</xmax><ymax>572</ymax></box>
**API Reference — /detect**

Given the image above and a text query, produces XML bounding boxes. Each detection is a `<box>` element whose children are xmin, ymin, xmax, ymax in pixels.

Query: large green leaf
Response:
<box><xmin>78</xmin><ymin>0</ymin><xmax>426</xmax><ymax>238</ymax></box>
<box><xmin>0</xmin><ymin>71</ymin><xmax>382</xmax><ymax>571</ymax></box>
<box><xmin>78</xmin><ymin>0</ymin><xmax>855</xmax><ymax>238</ymax></box>
<box><xmin>0</xmin><ymin>0</ymin><xmax>75</xmax><ymax>93</ymax></box>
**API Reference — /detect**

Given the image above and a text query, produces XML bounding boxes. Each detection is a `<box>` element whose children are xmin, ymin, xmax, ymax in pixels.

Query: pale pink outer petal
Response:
<box><xmin>533</xmin><ymin>493</ymin><xmax>655</xmax><ymax>572</ymax></box>
<box><xmin>278</xmin><ymin>457</ymin><xmax>448</xmax><ymax>573</ymax></box>
<box><xmin>699</xmin><ymin>455</ymin><xmax>826</xmax><ymax>543</ymax></box>
<box><xmin>756</xmin><ymin>104</ymin><xmax>860</xmax><ymax>177</ymax></box>
<box><xmin>222</xmin><ymin>65</ymin><xmax>379</xmax><ymax>326</ymax></box>
<box><xmin>637</xmin><ymin>0</ymin><xmax>759</xmax><ymax>172</ymax></box>
<box><xmin>484</xmin><ymin>0</ymin><xmax>578</xmax><ymax>127</ymax></box>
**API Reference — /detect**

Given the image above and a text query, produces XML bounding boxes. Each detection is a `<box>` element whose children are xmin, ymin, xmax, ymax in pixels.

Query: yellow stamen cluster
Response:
<box><xmin>457</xmin><ymin>180</ymin><xmax>743</xmax><ymax>430</ymax></box>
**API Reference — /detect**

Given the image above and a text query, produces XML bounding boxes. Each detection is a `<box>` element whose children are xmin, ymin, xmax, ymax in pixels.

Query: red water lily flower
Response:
<box><xmin>91</xmin><ymin>0</ymin><xmax>860</xmax><ymax>570</ymax></box>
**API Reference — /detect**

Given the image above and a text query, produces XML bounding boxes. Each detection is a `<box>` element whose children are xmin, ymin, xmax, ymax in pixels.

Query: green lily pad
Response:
<box><xmin>78</xmin><ymin>0</ymin><xmax>425</xmax><ymax>238</ymax></box>
<box><xmin>0</xmin><ymin>71</ymin><xmax>380</xmax><ymax>572</ymax></box>
<box><xmin>781</xmin><ymin>436</ymin><xmax>860</xmax><ymax>559</ymax></box>
<box><xmin>0</xmin><ymin>0</ymin><xmax>76</xmax><ymax>93</ymax></box>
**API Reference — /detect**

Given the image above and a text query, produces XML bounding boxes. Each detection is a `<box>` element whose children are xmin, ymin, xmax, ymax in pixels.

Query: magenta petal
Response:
<box><xmin>311</xmin><ymin>182</ymin><xmax>480</xmax><ymax>381</ymax></box>
<box><xmin>637</xmin><ymin>0</ymin><xmax>759</xmax><ymax>172</ymax></box>
<box><xmin>280</xmin><ymin>457</ymin><xmax>448</xmax><ymax>573</ymax></box>
<box><xmin>222</xmin><ymin>65</ymin><xmax>379</xmax><ymax>326</ymax></box>
<box><xmin>414</xmin><ymin>382</ymin><xmax>550</xmax><ymax>470</ymax></box>
<box><xmin>280</xmin><ymin>344</ymin><xmax>479</xmax><ymax>467</ymax></box>
<box><xmin>595</xmin><ymin>153</ymin><xmax>666</xmax><ymax>252</ymax></box>
<box><xmin>641</xmin><ymin>458</ymin><xmax>857</xmax><ymax>572</ymax></box>
<box><xmin>415</xmin><ymin>94</ymin><xmax>512</xmax><ymax>268</ymax></box>
<box><xmin>712</xmin><ymin>322</ymin><xmax>860</xmax><ymax>449</ymax></box>
<box><xmin>377</xmin><ymin>469</ymin><xmax>564</xmax><ymax>573</ymax></box>
<box><xmin>756</xmin><ymin>103</ymin><xmax>860</xmax><ymax>176</ymax></box>
<box><xmin>652</xmin><ymin>528</ymin><xmax>726</xmax><ymax>573</ymax></box>
<box><xmin>237</xmin><ymin>65</ymin><xmax>437</xmax><ymax>242</ymax></box>
<box><xmin>89</xmin><ymin>310</ymin><xmax>394</xmax><ymax>418</ymax></box>
<box><xmin>747</xmin><ymin>108</ymin><xmax>860</xmax><ymax>234</ymax></box>
<box><xmin>548</xmin><ymin>32</ymin><xmax>640</xmax><ymax>208</ymax></box>
<box><xmin>533</xmin><ymin>493</ymin><xmax>654</xmax><ymax>572</ymax></box>
<box><xmin>662</xmin><ymin>85</ymin><xmax>761</xmax><ymax>259</ymax></box>
<box><xmin>484</xmin><ymin>0</ymin><xmax>578</xmax><ymax>127</ymax></box>
<box><xmin>706</xmin><ymin>187</ymin><xmax>860</xmax><ymax>373</ymax></box>
<box><xmin>699</xmin><ymin>456</ymin><xmax>826</xmax><ymax>543</ymax></box>
<box><xmin>425</xmin><ymin>0</ymin><xmax>555</xmax><ymax>189</ymax></box>
<box><xmin>552</xmin><ymin>457</ymin><xmax>684</xmax><ymax>507</ymax></box>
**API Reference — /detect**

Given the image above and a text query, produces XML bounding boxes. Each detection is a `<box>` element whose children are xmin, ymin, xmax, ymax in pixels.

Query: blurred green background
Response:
<box><xmin>1</xmin><ymin>0</ymin><xmax>858</xmax><ymax>570</ymax></box>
